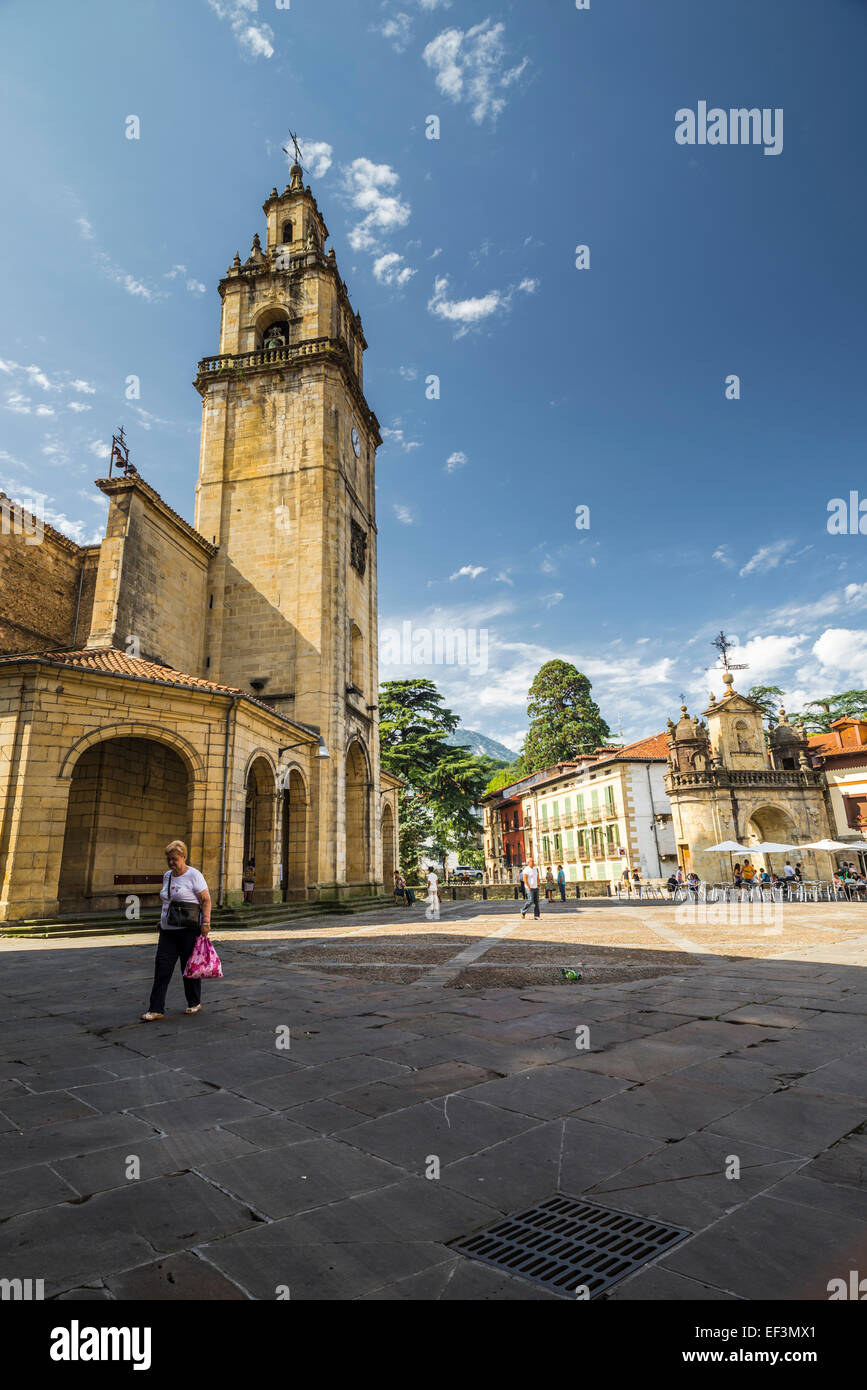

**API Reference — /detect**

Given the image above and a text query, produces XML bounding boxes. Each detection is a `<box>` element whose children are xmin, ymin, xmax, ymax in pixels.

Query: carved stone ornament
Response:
<box><xmin>350</xmin><ymin>519</ymin><xmax>367</xmax><ymax>576</ymax></box>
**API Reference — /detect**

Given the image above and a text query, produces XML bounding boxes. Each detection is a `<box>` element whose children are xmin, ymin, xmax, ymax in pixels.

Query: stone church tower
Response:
<box><xmin>664</xmin><ymin>671</ymin><xmax>834</xmax><ymax>881</ymax></box>
<box><xmin>0</xmin><ymin>165</ymin><xmax>399</xmax><ymax>923</ymax></box>
<box><xmin>193</xmin><ymin>162</ymin><xmax>384</xmax><ymax>896</ymax></box>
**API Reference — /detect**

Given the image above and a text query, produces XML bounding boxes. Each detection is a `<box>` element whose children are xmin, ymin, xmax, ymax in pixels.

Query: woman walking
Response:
<box><xmin>141</xmin><ymin>840</ymin><xmax>211</xmax><ymax>1021</ymax></box>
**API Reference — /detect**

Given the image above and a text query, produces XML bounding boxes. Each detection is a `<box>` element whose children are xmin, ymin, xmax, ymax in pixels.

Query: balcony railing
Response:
<box><xmin>196</xmin><ymin>337</ymin><xmax>343</xmax><ymax>380</ymax></box>
<box><xmin>589</xmin><ymin>808</ymin><xmax>603</xmax><ymax>822</ymax></box>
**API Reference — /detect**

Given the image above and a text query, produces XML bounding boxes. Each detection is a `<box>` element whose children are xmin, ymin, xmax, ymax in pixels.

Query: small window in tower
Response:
<box><xmin>209</xmin><ymin>594</ymin><xmax>214</xmax><ymax>609</ymax></box>
<box><xmin>282</xmin><ymin>220</ymin><xmax>293</xmax><ymax>243</ymax></box>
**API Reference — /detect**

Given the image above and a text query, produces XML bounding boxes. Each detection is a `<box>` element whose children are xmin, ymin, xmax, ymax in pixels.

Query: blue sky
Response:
<box><xmin>2</xmin><ymin>0</ymin><xmax>867</xmax><ymax>751</ymax></box>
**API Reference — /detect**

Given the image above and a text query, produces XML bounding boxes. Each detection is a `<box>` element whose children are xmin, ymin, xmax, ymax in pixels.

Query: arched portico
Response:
<box><xmin>281</xmin><ymin>765</ymin><xmax>308</xmax><ymax>900</ymax></box>
<box><xmin>345</xmin><ymin>739</ymin><xmax>371</xmax><ymax>885</ymax></box>
<box><xmin>243</xmin><ymin>755</ymin><xmax>278</xmax><ymax>901</ymax></box>
<box><xmin>57</xmin><ymin>735</ymin><xmax>194</xmax><ymax>912</ymax></box>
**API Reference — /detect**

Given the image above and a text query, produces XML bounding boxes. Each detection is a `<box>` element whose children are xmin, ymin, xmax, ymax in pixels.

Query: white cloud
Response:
<box><xmin>713</xmin><ymin>545</ymin><xmax>735</xmax><ymax>568</ymax></box>
<box><xmin>399</xmin><ymin>365</ymin><xmax>418</xmax><ymax>381</ymax></box>
<box><xmin>695</xmin><ymin>633</ymin><xmax>807</xmax><ymax>697</ymax></box>
<box><xmin>445</xmin><ymin>450</ymin><xmax>467</xmax><ymax>472</ymax></box>
<box><xmin>293</xmin><ymin>139</ymin><xmax>333</xmax><ymax>179</ymax></box>
<box><xmin>739</xmin><ymin>539</ymin><xmax>792</xmax><ymax>577</ymax></box>
<box><xmin>393</xmin><ymin>503</ymin><xmax>414</xmax><ymax>525</ymax></box>
<box><xmin>89</xmin><ymin>440</ymin><xmax>111</xmax><ymax>460</ymax></box>
<box><xmin>70</xmin><ymin>379</ymin><xmax>96</xmax><ymax>395</ymax></box>
<box><xmin>342</xmin><ymin>157</ymin><xmax>412</xmax><ymax>253</ymax></box>
<box><xmin>373</xmin><ymin>252</ymin><xmax>416</xmax><ymax>287</ymax></box>
<box><xmin>381</xmin><ymin>422</ymin><xmax>422</xmax><ymax>452</ymax></box>
<box><xmin>67</xmin><ymin>402</ymin><xmax>91</xmax><ymax>413</ymax></box>
<box><xmin>493</xmin><ymin>570</ymin><xmax>513</xmax><ymax>585</ymax></box>
<box><xmin>428</xmin><ymin>273</ymin><xmax>536</xmax><ymax>337</ymax></box>
<box><xmin>423</xmin><ymin>19</ymin><xmax>529</xmax><ymax>125</ymax></box>
<box><xmin>207</xmin><ymin>0</ymin><xmax>274</xmax><ymax>59</ymax></box>
<box><xmin>186</xmin><ymin>279</ymin><xmax>207</xmax><ymax>295</ymax></box>
<box><xmin>379</xmin><ymin>13</ymin><xmax>413</xmax><ymax>52</ymax></box>
<box><xmin>35</xmin><ymin>405</ymin><xmax>55</xmax><ymax>416</ymax></box>
<box><xmin>812</xmin><ymin>628</ymin><xmax>867</xmax><ymax>682</ymax></box>
<box><xmin>450</xmin><ymin>564</ymin><xmax>486</xmax><ymax>580</ymax></box>
<box><xmin>543</xmin><ymin>592</ymin><xmax>564</xmax><ymax>608</ymax></box>
<box><xmin>4</xmin><ymin>392</ymin><xmax>32</xmax><ymax>414</ymax></box>
<box><xmin>76</xmin><ymin>216</ymin><xmax>95</xmax><ymax>241</ymax></box>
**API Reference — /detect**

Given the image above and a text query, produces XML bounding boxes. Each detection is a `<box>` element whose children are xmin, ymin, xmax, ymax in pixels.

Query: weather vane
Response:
<box><xmin>711</xmin><ymin>630</ymin><xmax>747</xmax><ymax>672</ymax></box>
<box><xmin>283</xmin><ymin>130</ymin><xmax>304</xmax><ymax>172</ymax></box>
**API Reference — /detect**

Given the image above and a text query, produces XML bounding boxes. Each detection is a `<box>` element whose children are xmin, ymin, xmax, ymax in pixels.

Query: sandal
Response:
<box><xmin>140</xmin><ymin>1012</ymin><xmax>164</xmax><ymax>1022</ymax></box>
<box><xmin>184</xmin><ymin>1005</ymin><xmax>202</xmax><ymax>1015</ymax></box>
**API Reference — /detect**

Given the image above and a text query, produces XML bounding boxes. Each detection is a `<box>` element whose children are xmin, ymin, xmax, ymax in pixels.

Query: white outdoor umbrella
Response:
<box><xmin>704</xmin><ymin>840</ymin><xmax>751</xmax><ymax>879</ymax></box>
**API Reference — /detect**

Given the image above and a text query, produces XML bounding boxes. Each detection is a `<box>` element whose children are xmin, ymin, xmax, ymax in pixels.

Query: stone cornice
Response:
<box><xmin>95</xmin><ymin>475</ymin><xmax>218</xmax><ymax>557</ymax></box>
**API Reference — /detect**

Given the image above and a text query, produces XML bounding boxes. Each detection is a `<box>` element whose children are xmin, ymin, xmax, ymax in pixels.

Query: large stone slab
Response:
<box><xmin>662</xmin><ymin>1194</ymin><xmax>867</xmax><ymax>1299</ymax></box>
<box><xmin>707</xmin><ymin>1086</ymin><xmax>866</xmax><ymax>1158</ymax></box>
<box><xmin>588</xmin><ymin>1130</ymin><xmax>801</xmax><ymax>1228</ymax></box>
<box><xmin>199</xmin><ymin>1137</ymin><xmax>404</xmax><ymax>1218</ymax></box>
<box><xmin>344</xmin><ymin>1095</ymin><xmax>543</xmax><ymax>1168</ymax></box>
<box><xmin>460</xmin><ymin>1066</ymin><xmax>629</xmax><ymax>1120</ymax></box>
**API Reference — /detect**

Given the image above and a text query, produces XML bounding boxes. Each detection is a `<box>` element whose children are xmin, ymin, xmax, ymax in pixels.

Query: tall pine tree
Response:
<box><xmin>523</xmin><ymin>660</ymin><xmax>610</xmax><ymax>771</ymax></box>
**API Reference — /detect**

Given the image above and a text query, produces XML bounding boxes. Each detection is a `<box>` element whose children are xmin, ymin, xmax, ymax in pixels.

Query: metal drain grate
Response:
<box><xmin>450</xmin><ymin>1194</ymin><xmax>689</xmax><ymax>1298</ymax></box>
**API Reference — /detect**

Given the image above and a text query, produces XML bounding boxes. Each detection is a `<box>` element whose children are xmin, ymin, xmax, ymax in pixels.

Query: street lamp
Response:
<box><xmin>279</xmin><ymin>735</ymin><xmax>330</xmax><ymax>760</ymax></box>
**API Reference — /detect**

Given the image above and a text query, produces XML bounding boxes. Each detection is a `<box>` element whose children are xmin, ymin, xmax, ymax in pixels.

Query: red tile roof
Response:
<box><xmin>0</xmin><ymin>647</ymin><xmax>317</xmax><ymax>730</ymax></box>
<box><xmin>603</xmin><ymin>732</ymin><xmax>669</xmax><ymax>762</ymax></box>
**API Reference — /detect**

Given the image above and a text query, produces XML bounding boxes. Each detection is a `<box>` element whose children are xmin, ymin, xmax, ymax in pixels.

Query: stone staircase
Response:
<box><xmin>0</xmin><ymin>894</ymin><xmax>397</xmax><ymax>941</ymax></box>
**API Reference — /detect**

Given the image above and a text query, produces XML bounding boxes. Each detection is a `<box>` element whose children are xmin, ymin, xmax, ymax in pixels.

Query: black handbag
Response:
<box><xmin>164</xmin><ymin>872</ymin><xmax>200</xmax><ymax>928</ymax></box>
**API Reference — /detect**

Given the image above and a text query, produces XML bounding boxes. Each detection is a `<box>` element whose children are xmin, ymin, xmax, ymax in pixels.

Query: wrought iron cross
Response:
<box><xmin>711</xmin><ymin>630</ymin><xmax>747</xmax><ymax>672</ymax></box>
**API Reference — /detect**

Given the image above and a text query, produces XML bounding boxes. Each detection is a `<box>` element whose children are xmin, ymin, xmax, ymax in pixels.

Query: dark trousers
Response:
<box><xmin>559</xmin><ymin>884</ymin><xmax>566</xmax><ymax>901</ymax></box>
<box><xmin>521</xmin><ymin>887</ymin><xmax>540</xmax><ymax>918</ymax></box>
<box><xmin>149</xmin><ymin>927</ymin><xmax>202</xmax><ymax>1012</ymax></box>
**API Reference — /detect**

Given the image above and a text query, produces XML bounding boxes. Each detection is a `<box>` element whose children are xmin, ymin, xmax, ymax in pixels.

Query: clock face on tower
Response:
<box><xmin>351</xmin><ymin>426</ymin><xmax>361</xmax><ymax>458</ymax></box>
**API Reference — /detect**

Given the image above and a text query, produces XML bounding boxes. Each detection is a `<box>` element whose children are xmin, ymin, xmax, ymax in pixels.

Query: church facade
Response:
<box><xmin>664</xmin><ymin>671</ymin><xmax>834</xmax><ymax>882</ymax></box>
<box><xmin>0</xmin><ymin>165</ymin><xmax>399</xmax><ymax>922</ymax></box>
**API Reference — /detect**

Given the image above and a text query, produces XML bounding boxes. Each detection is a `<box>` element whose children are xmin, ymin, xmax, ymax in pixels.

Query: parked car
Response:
<box><xmin>453</xmin><ymin>865</ymin><xmax>484</xmax><ymax>881</ymax></box>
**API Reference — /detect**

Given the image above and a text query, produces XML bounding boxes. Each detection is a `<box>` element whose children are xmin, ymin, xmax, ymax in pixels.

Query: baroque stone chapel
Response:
<box><xmin>0</xmin><ymin>164</ymin><xmax>400</xmax><ymax>922</ymax></box>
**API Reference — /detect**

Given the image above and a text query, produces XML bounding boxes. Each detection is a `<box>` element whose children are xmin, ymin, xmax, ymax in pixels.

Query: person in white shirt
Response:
<box><xmin>141</xmin><ymin>839</ymin><xmax>211</xmax><ymax>1021</ymax></box>
<box><xmin>425</xmin><ymin>865</ymin><xmax>440</xmax><ymax>921</ymax></box>
<box><xmin>520</xmin><ymin>856</ymin><xmax>541</xmax><ymax>919</ymax></box>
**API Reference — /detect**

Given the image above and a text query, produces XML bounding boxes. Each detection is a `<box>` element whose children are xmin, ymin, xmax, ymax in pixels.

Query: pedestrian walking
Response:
<box><xmin>141</xmin><ymin>840</ymin><xmax>211</xmax><ymax>1021</ymax></box>
<box><xmin>242</xmin><ymin>859</ymin><xmax>255</xmax><ymax>904</ymax></box>
<box><xmin>393</xmin><ymin>869</ymin><xmax>405</xmax><ymax>905</ymax></box>
<box><xmin>424</xmin><ymin>865</ymin><xmax>440</xmax><ymax>921</ymax></box>
<box><xmin>544</xmin><ymin>867</ymin><xmax>556</xmax><ymax>902</ymax></box>
<box><xmin>557</xmin><ymin>863</ymin><xmax>567</xmax><ymax>902</ymax></box>
<box><xmin>520</xmin><ymin>856</ymin><xmax>541</xmax><ymax>919</ymax></box>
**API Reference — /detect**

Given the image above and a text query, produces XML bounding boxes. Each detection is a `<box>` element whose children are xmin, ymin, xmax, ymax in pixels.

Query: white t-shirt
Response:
<box><xmin>427</xmin><ymin>872</ymin><xmax>439</xmax><ymax>897</ymax></box>
<box><xmin>161</xmin><ymin>866</ymin><xmax>207</xmax><ymax>929</ymax></box>
<box><xmin>784</xmin><ymin>865</ymin><xmax>796</xmax><ymax>879</ymax></box>
<box><xmin>523</xmin><ymin>866</ymin><xmax>539</xmax><ymax>890</ymax></box>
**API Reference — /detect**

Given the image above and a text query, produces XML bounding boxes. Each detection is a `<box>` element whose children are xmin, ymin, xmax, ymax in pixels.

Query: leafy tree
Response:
<box><xmin>379</xmin><ymin>679</ymin><xmax>491</xmax><ymax>873</ymax></box>
<box><xmin>798</xmin><ymin>690</ymin><xmax>867</xmax><ymax>733</ymax></box>
<box><xmin>748</xmin><ymin>685</ymin><xmax>787</xmax><ymax>727</ymax></box>
<box><xmin>483</xmin><ymin>758</ymin><xmax>526</xmax><ymax>796</ymax></box>
<box><xmin>523</xmin><ymin>660</ymin><xmax>610</xmax><ymax>772</ymax></box>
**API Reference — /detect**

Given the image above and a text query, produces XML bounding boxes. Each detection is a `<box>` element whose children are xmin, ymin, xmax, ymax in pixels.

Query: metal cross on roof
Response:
<box><xmin>711</xmin><ymin>630</ymin><xmax>747</xmax><ymax>671</ymax></box>
<box><xmin>283</xmin><ymin>130</ymin><xmax>304</xmax><ymax>171</ymax></box>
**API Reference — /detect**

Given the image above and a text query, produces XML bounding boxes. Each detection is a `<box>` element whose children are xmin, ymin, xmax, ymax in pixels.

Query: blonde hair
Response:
<box><xmin>165</xmin><ymin>840</ymin><xmax>188</xmax><ymax>858</ymax></box>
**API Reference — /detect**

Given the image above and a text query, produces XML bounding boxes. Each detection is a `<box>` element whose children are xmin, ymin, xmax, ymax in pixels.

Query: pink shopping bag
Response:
<box><xmin>183</xmin><ymin>934</ymin><xmax>224</xmax><ymax>980</ymax></box>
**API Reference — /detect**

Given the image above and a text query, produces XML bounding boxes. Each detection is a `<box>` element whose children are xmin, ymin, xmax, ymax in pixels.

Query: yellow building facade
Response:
<box><xmin>0</xmin><ymin>165</ymin><xmax>399</xmax><ymax>922</ymax></box>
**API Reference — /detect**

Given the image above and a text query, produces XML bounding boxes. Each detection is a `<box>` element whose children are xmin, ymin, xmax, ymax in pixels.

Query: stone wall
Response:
<box><xmin>86</xmin><ymin>480</ymin><xmax>212</xmax><ymax>672</ymax></box>
<box><xmin>0</xmin><ymin>499</ymin><xmax>97</xmax><ymax>655</ymax></box>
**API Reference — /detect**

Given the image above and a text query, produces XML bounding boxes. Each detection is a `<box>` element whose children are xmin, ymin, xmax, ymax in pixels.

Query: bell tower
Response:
<box><xmin>193</xmin><ymin>162</ymin><xmax>383</xmax><ymax>895</ymax></box>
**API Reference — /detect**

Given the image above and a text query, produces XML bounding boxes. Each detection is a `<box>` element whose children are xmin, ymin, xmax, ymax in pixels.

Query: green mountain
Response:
<box><xmin>445</xmin><ymin>729</ymin><xmax>518</xmax><ymax>764</ymax></box>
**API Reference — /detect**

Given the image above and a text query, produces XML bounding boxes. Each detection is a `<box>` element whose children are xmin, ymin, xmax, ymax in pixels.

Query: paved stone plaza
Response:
<box><xmin>1</xmin><ymin>899</ymin><xmax>866</xmax><ymax>1300</ymax></box>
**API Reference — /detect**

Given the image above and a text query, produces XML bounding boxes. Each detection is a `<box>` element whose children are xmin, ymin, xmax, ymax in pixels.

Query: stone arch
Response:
<box><xmin>57</xmin><ymin>735</ymin><xmax>194</xmax><ymax>913</ymax></box>
<box><xmin>381</xmin><ymin>802</ymin><xmax>396</xmax><ymax>883</ymax></box>
<box><xmin>243</xmin><ymin>755</ymin><xmax>277</xmax><ymax>901</ymax></box>
<box><xmin>345</xmin><ymin>738</ymin><xmax>371</xmax><ymax>885</ymax></box>
<box><xmin>253</xmin><ymin>304</ymin><xmax>299</xmax><ymax>350</ymax></box>
<box><xmin>743</xmin><ymin>803</ymin><xmax>800</xmax><ymax>869</ymax></box>
<box><xmin>281</xmin><ymin>764</ymin><xmax>309</xmax><ymax>900</ymax></box>
<box><xmin>59</xmin><ymin>722</ymin><xmax>205</xmax><ymax>785</ymax></box>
